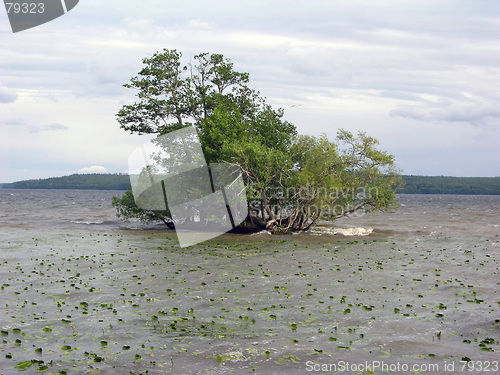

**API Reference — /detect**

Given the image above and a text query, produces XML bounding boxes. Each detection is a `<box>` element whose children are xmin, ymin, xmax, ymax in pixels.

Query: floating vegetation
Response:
<box><xmin>1</xmin><ymin>220</ymin><xmax>498</xmax><ymax>373</ymax></box>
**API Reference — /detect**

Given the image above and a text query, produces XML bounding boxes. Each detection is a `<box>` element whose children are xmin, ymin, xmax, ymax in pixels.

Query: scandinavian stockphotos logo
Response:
<box><xmin>4</xmin><ymin>0</ymin><xmax>79</xmax><ymax>33</ymax></box>
<box><xmin>128</xmin><ymin>126</ymin><xmax>248</xmax><ymax>247</ymax></box>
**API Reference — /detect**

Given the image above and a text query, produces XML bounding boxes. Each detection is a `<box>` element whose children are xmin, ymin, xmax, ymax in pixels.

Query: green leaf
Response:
<box><xmin>16</xmin><ymin>360</ymin><xmax>36</xmax><ymax>370</ymax></box>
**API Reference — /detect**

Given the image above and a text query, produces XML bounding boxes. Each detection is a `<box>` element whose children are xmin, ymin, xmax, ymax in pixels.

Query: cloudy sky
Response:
<box><xmin>1</xmin><ymin>0</ymin><xmax>499</xmax><ymax>182</ymax></box>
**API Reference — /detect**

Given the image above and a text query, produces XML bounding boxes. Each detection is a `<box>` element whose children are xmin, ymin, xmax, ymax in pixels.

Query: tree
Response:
<box><xmin>112</xmin><ymin>187</ymin><xmax>174</xmax><ymax>228</ymax></box>
<box><xmin>113</xmin><ymin>49</ymin><xmax>402</xmax><ymax>233</ymax></box>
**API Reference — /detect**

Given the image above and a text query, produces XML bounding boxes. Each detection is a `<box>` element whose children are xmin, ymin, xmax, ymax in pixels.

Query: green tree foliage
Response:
<box><xmin>113</xmin><ymin>49</ymin><xmax>402</xmax><ymax>233</ymax></box>
<box><xmin>111</xmin><ymin>187</ymin><xmax>174</xmax><ymax>228</ymax></box>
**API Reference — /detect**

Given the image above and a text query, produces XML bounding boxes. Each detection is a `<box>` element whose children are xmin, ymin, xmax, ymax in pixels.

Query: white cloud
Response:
<box><xmin>0</xmin><ymin>0</ymin><xmax>499</xmax><ymax>179</ymax></box>
<box><xmin>78</xmin><ymin>165</ymin><xmax>108</xmax><ymax>174</ymax></box>
<box><xmin>3</xmin><ymin>119</ymin><xmax>25</xmax><ymax>126</ymax></box>
<box><xmin>187</xmin><ymin>19</ymin><xmax>214</xmax><ymax>29</ymax></box>
<box><xmin>0</xmin><ymin>84</ymin><xmax>18</xmax><ymax>103</ymax></box>
<box><xmin>121</xmin><ymin>17</ymin><xmax>155</xmax><ymax>29</ymax></box>
<box><xmin>29</xmin><ymin>123</ymin><xmax>69</xmax><ymax>133</ymax></box>
<box><xmin>390</xmin><ymin>101</ymin><xmax>500</xmax><ymax>124</ymax></box>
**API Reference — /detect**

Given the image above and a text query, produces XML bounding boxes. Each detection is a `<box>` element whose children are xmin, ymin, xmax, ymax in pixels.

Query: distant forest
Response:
<box><xmin>0</xmin><ymin>173</ymin><xmax>130</xmax><ymax>191</ymax></box>
<box><xmin>399</xmin><ymin>175</ymin><xmax>500</xmax><ymax>195</ymax></box>
<box><xmin>1</xmin><ymin>173</ymin><xmax>499</xmax><ymax>195</ymax></box>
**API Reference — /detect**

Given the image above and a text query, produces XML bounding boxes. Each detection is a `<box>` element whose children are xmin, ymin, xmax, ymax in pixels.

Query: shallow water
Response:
<box><xmin>0</xmin><ymin>190</ymin><xmax>499</xmax><ymax>374</ymax></box>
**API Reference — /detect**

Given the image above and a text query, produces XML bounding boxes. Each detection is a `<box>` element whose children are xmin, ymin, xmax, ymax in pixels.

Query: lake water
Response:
<box><xmin>0</xmin><ymin>190</ymin><xmax>499</xmax><ymax>374</ymax></box>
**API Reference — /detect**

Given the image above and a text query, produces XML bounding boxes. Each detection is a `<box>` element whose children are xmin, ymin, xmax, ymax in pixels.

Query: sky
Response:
<box><xmin>1</xmin><ymin>0</ymin><xmax>499</xmax><ymax>182</ymax></box>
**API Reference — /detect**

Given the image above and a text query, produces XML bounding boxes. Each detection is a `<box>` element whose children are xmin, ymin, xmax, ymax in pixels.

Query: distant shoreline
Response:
<box><xmin>1</xmin><ymin>173</ymin><xmax>499</xmax><ymax>195</ymax></box>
